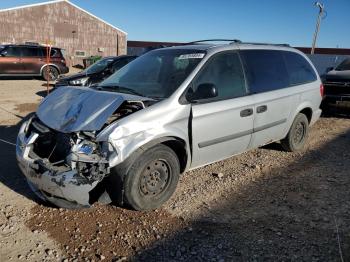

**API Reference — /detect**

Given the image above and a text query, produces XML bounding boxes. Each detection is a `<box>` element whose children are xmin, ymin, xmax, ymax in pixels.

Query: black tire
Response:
<box><xmin>123</xmin><ymin>144</ymin><xmax>180</xmax><ymax>211</ymax></box>
<box><xmin>42</xmin><ymin>66</ymin><xmax>59</xmax><ymax>81</ymax></box>
<box><xmin>281</xmin><ymin>113</ymin><xmax>309</xmax><ymax>152</ymax></box>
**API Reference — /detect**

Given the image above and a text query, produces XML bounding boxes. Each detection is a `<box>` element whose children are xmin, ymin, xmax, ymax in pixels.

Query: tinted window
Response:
<box><xmin>50</xmin><ymin>48</ymin><xmax>61</xmax><ymax>57</ymax></box>
<box><xmin>335</xmin><ymin>58</ymin><xmax>350</xmax><ymax>71</ymax></box>
<box><xmin>241</xmin><ymin>50</ymin><xmax>289</xmax><ymax>93</ymax></box>
<box><xmin>283</xmin><ymin>51</ymin><xmax>317</xmax><ymax>85</ymax></box>
<box><xmin>111</xmin><ymin>58</ymin><xmax>130</xmax><ymax>72</ymax></box>
<box><xmin>3</xmin><ymin>47</ymin><xmax>22</xmax><ymax>57</ymax></box>
<box><xmin>193</xmin><ymin>52</ymin><xmax>247</xmax><ymax>100</ymax></box>
<box><xmin>86</xmin><ymin>58</ymin><xmax>114</xmax><ymax>74</ymax></box>
<box><xmin>22</xmin><ymin>47</ymin><xmax>43</xmax><ymax>57</ymax></box>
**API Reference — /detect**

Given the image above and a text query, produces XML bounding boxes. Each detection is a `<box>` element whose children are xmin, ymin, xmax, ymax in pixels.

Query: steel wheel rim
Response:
<box><xmin>139</xmin><ymin>159</ymin><xmax>170</xmax><ymax>197</ymax></box>
<box><xmin>293</xmin><ymin>121</ymin><xmax>306</xmax><ymax>145</ymax></box>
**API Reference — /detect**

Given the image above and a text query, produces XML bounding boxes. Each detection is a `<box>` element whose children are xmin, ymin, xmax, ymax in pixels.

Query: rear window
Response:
<box><xmin>283</xmin><ymin>51</ymin><xmax>317</xmax><ymax>85</ymax></box>
<box><xmin>335</xmin><ymin>59</ymin><xmax>350</xmax><ymax>71</ymax></box>
<box><xmin>241</xmin><ymin>50</ymin><xmax>289</xmax><ymax>94</ymax></box>
<box><xmin>50</xmin><ymin>48</ymin><xmax>62</xmax><ymax>57</ymax></box>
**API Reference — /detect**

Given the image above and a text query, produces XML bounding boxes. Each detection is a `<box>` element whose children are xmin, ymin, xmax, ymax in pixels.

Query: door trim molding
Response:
<box><xmin>198</xmin><ymin>118</ymin><xmax>287</xmax><ymax>148</ymax></box>
<box><xmin>253</xmin><ymin>118</ymin><xmax>287</xmax><ymax>133</ymax></box>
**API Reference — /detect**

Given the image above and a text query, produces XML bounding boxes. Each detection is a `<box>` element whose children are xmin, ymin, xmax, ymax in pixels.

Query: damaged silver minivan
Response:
<box><xmin>16</xmin><ymin>41</ymin><xmax>322</xmax><ymax>210</ymax></box>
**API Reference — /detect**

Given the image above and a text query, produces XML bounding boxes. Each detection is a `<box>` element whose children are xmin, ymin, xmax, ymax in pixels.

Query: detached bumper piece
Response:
<box><xmin>16</xmin><ymin>117</ymin><xmax>110</xmax><ymax>208</ymax></box>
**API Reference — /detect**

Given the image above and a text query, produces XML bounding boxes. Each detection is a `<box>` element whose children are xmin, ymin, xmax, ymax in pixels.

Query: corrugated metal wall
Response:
<box><xmin>0</xmin><ymin>1</ymin><xmax>126</xmax><ymax>65</ymax></box>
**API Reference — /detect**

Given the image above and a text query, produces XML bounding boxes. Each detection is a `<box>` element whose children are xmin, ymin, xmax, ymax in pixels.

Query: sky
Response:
<box><xmin>0</xmin><ymin>0</ymin><xmax>348</xmax><ymax>48</ymax></box>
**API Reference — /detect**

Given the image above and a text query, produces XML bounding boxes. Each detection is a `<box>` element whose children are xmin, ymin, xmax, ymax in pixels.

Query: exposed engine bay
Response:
<box><xmin>16</xmin><ymin>86</ymin><xmax>153</xmax><ymax>208</ymax></box>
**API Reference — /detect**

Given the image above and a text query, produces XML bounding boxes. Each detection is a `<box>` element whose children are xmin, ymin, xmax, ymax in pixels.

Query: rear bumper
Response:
<box><xmin>322</xmin><ymin>95</ymin><xmax>350</xmax><ymax>109</ymax></box>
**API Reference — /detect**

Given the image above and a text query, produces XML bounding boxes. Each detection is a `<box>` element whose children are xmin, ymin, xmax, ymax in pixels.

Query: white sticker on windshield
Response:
<box><xmin>179</xmin><ymin>53</ymin><xmax>205</xmax><ymax>59</ymax></box>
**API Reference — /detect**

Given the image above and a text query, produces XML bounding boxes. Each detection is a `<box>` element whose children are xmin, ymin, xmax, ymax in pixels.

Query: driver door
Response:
<box><xmin>189</xmin><ymin>51</ymin><xmax>255</xmax><ymax>168</ymax></box>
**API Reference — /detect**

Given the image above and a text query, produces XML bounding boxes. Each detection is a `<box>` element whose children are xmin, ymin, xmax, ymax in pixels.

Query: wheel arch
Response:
<box><xmin>40</xmin><ymin>64</ymin><xmax>60</xmax><ymax>75</ymax></box>
<box><xmin>106</xmin><ymin>136</ymin><xmax>190</xmax><ymax>206</ymax></box>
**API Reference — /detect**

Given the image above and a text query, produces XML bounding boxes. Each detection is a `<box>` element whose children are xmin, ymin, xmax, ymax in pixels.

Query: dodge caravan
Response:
<box><xmin>16</xmin><ymin>40</ymin><xmax>322</xmax><ymax>210</ymax></box>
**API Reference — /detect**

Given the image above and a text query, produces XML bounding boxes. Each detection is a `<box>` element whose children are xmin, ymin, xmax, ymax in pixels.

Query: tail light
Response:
<box><xmin>320</xmin><ymin>83</ymin><xmax>324</xmax><ymax>97</ymax></box>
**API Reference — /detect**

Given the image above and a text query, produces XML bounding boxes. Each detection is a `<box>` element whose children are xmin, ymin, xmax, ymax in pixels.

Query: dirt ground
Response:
<box><xmin>0</xmin><ymin>78</ymin><xmax>349</xmax><ymax>261</ymax></box>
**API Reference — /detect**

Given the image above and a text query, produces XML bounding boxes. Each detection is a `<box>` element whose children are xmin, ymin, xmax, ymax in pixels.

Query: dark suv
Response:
<box><xmin>55</xmin><ymin>55</ymin><xmax>136</xmax><ymax>87</ymax></box>
<box><xmin>321</xmin><ymin>58</ymin><xmax>350</xmax><ymax>112</ymax></box>
<box><xmin>0</xmin><ymin>44</ymin><xmax>69</xmax><ymax>81</ymax></box>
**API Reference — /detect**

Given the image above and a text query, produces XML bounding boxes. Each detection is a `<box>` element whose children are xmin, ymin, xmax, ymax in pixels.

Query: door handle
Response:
<box><xmin>257</xmin><ymin>105</ymin><xmax>268</xmax><ymax>113</ymax></box>
<box><xmin>240</xmin><ymin>108</ymin><xmax>253</xmax><ymax>117</ymax></box>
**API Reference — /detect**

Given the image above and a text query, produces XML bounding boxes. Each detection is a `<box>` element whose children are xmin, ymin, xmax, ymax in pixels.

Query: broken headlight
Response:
<box><xmin>69</xmin><ymin>77</ymin><xmax>89</xmax><ymax>86</ymax></box>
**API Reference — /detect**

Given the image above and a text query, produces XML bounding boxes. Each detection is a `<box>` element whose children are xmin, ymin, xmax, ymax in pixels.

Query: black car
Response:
<box><xmin>321</xmin><ymin>58</ymin><xmax>350</xmax><ymax>112</ymax></box>
<box><xmin>55</xmin><ymin>55</ymin><xmax>136</xmax><ymax>87</ymax></box>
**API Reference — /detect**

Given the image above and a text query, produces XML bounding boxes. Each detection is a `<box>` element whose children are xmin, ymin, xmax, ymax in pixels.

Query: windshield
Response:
<box><xmin>85</xmin><ymin>58</ymin><xmax>114</xmax><ymax>74</ymax></box>
<box><xmin>335</xmin><ymin>58</ymin><xmax>350</xmax><ymax>71</ymax></box>
<box><xmin>99</xmin><ymin>49</ymin><xmax>206</xmax><ymax>99</ymax></box>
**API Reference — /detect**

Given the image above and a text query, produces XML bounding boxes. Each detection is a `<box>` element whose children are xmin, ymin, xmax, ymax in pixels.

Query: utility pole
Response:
<box><xmin>311</xmin><ymin>2</ymin><xmax>325</xmax><ymax>54</ymax></box>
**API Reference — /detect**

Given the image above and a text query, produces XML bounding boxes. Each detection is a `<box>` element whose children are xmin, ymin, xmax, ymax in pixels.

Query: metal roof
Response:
<box><xmin>0</xmin><ymin>0</ymin><xmax>127</xmax><ymax>35</ymax></box>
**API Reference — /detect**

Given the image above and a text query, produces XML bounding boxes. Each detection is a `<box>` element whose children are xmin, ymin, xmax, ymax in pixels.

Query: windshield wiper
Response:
<box><xmin>96</xmin><ymin>85</ymin><xmax>145</xmax><ymax>97</ymax></box>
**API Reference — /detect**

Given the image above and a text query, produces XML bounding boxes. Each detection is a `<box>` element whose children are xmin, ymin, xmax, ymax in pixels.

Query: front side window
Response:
<box><xmin>3</xmin><ymin>47</ymin><xmax>22</xmax><ymax>57</ymax></box>
<box><xmin>283</xmin><ymin>51</ymin><xmax>317</xmax><ymax>85</ymax></box>
<box><xmin>192</xmin><ymin>51</ymin><xmax>247</xmax><ymax>101</ymax></box>
<box><xmin>335</xmin><ymin>58</ymin><xmax>350</xmax><ymax>71</ymax></box>
<box><xmin>241</xmin><ymin>50</ymin><xmax>289</xmax><ymax>93</ymax></box>
<box><xmin>100</xmin><ymin>49</ymin><xmax>205</xmax><ymax>99</ymax></box>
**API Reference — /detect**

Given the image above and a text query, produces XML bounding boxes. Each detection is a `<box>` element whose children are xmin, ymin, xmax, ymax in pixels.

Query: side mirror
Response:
<box><xmin>326</xmin><ymin>67</ymin><xmax>334</xmax><ymax>73</ymax></box>
<box><xmin>188</xmin><ymin>83</ymin><xmax>218</xmax><ymax>101</ymax></box>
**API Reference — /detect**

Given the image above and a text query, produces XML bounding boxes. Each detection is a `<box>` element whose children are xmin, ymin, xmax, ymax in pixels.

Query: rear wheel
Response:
<box><xmin>123</xmin><ymin>144</ymin><xmax>180</xmax><ymax>211</ymax></box>
<box><xmin>281</xmin><ymin>113</ymin><xmax>309</xmax><ymax>152</ymax></box>
<box><xmin>42</xmin><ymin>66</ymin><xmax>59</xmax><ymax>81</ymax></box>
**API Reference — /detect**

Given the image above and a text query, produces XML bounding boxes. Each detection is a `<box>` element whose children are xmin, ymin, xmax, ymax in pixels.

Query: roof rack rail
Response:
<box><xmin>187</xmin><ymin>39</ymin><xmax>242</xmax><ymax>45</ymax></box>
<box><xmin>241</xmin><ymin>42</ymin><xmax>290</xmax><ymax>47</ymax></box>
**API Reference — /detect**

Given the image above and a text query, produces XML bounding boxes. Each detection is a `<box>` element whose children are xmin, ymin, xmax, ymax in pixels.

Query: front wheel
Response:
<box><xmin>281</xmin><ymin>113</ymin><xmax>309</xmax><ymax>152</ymax></box>
<box><xmin>123</xmin><ymin>144</ymin><xmax>180</xmax><ymax>211</ymax></box>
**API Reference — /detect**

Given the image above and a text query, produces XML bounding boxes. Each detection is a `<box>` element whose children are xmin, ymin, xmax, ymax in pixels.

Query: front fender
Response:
<box><xmin>105</xmin><ymin>126</ymin><xmax>191</xmax><ymax>169</ymax></box>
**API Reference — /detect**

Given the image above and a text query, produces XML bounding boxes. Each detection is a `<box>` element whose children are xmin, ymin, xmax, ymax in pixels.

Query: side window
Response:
<box><xmin>283</xmin><ymin>51</ymin><xmax>317</xmax><ymax>85</ymax></box>
<box><xmin>3</xmin><ymin>47</ymin><xmax>22</xmax><ymax>57</ymax></box>
<box><xmin>50</xmin><ymin>49</ymin><xmax>61</xmax><ymax>57</ymax></box>
<box><xmin>241</xmin><ymin>50</ymin><xmax>289</xmax><ymax>93</ymax></box>
<box><xmin>21</xmin><ymin>47</ymin><xmax>42</xmax><ymax>57</ymax></box>
<box><xmin>193</xmin><ymin>52</ymin><xmax>247</xmax><ymax>101</ymax></box>
<box><xmin>111</xmin><ymin>59</ymin><xmax>129</xmax><ymax>72</ymax></box>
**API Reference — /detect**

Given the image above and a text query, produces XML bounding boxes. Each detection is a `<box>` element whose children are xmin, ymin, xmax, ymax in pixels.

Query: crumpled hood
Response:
<box><xmin>37</xmin><ymin>86</ymin><xmax>148</xmax><ymax>133</ymax></box>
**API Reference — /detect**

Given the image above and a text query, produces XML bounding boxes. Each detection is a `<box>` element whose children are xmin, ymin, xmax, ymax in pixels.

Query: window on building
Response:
<box><xmin>241</xmin><ymin>50</ymin><xmax>289</xmax><ymax>94</ymax></box>
<box><xmin>75</xmin><ymin>50</ymin><xmax>86</xmax><ymax>57</ymax></box>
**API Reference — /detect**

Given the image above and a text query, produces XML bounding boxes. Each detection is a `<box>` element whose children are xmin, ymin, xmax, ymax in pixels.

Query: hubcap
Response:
<box><xmin>293</xmin><ymin>122</ymin><xmax>305</xmax><ymax>145</ymax></box>
<box><xmin>140</xmin><ymin>160</ymin><xmax>170</xmax><ymax>196</ymax></box>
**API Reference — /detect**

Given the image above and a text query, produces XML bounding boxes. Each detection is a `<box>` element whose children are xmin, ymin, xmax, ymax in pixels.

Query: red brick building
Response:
<box><xmin>0</xmin><ymin>0</ymin><xmax>127</xmax><ymax>65</ymax></box>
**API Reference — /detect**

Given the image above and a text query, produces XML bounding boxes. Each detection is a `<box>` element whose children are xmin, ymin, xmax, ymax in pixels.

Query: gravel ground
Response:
<box><xmin>0</xmin><ymin>79</ymin><xmax>349</xmax><ymax>261</ymax></box>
